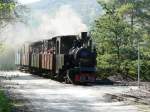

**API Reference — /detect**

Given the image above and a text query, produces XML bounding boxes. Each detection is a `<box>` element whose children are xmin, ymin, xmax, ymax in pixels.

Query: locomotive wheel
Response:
<box><xmin>64</xmin><ymin>76</ymin><xmax>71</xmax><ymax>84</ymax></box>
<box><xmin>66</xmin><ymin>70</ymin><xmax>76</xmax><ymax>84</ymax></box>
<box><xmin>55</xmin><ymin>70</ymin><xmax>65</xmax><ymax>82</ymax></box>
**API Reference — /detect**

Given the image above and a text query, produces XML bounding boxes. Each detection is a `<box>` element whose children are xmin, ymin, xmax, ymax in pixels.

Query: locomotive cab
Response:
<box><xmin>55</xmin><ymin>32</ymin><xmax>97</xmax><ymax>84</ymax></box>
<box><xmin>55</xmin><ymin>36</ymin><xmax>77</xmax><ymax>73</ymax></box>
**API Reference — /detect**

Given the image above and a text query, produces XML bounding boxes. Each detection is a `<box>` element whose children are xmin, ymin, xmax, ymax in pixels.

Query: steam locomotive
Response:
<box><xmin>15</xmin><ymin>32</ymin><xmax>97</xmax><ymax>84</ymax></box>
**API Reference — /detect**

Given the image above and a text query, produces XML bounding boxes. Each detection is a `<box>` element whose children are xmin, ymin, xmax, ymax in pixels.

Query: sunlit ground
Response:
<box><xmin>0</xmin><ymin>71</ymin><xmax>149</xmax><ymax>112</ymax></box>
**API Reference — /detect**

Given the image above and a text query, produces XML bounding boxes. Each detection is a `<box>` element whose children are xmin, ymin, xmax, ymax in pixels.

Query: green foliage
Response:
<box><xmin>0</xmin><ymin>90</ymin><xmax>12</xmax><ymax>112</ymax></box>
<box><xmin>0</xmin><ymin>0</ymin><xmax>18</xmax><ymax>53</ymax></box>
<box><xmin>0</xmin><ymin>0</ymin><xmax>16</xmax><ymax>21</ymax></box>
<box><xmin>96</xmin><ymin>53</ymin><xmax>117</xmax><ymax>78</ymax></box>
<box><xmin>140</xmin><ymin>61</ymin><xmax>150</xmax><ymax>80</ymax></box>
<box><xmin>92</xmin><ymin>0</ymin><xmax>150</xmax><ymax>81</ymax></box>
<box><xmin>0</xmin><ymin>2</ymin><xmax>15</xmax><ymax>10</ymax></box>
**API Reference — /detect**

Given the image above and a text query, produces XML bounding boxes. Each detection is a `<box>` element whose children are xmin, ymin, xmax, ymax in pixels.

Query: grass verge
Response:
<box><xmin>0</xmin><ymin>89</ymin><xmax>12</xmax><ymax>112</ymax></box>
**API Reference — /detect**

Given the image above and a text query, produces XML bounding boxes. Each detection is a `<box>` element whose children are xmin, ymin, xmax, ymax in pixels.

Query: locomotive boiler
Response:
<box><xmin>15</xmin><ymin>32</ymin><xmax>97</xmax><ymax>84</ymax></box>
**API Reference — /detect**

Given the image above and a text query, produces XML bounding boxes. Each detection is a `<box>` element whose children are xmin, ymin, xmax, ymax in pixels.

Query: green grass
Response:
<box><xmin>0</xmin><ymin>89</ymin><xmax>12</xmax><ymax>112</ymax></box>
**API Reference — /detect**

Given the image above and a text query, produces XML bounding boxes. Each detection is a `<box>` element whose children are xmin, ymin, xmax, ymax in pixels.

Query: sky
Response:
<box><xmin>18</xmin><ymin>0</ymin><xmax>41</xmax><ymax>4</ymax></box>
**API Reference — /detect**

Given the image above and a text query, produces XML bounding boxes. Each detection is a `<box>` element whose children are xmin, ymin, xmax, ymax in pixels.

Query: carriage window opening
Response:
<box><xmin>56</xmin><ymin>41</ymin><xmax>59</xmax><ymax>54</ymax></box>
<box><xmin>60</xmin><ymin>36</ymin><xmax>77</xmax><ymax>54</ymax></box>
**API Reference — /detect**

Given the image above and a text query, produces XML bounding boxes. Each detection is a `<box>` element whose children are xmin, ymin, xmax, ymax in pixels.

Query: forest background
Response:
<box><xmin>0</xmin><ymin>0</ymin><xmax>150</xmax><ymax>81</ymax></box>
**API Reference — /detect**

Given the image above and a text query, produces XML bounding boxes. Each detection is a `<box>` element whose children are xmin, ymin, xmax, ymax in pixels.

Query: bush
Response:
<box><xmin>97</xmin><ymin>53</ymin><xmax>150</xmax><ymax>81</ymax></box>
<box><xmin>96</xmin><ymin>54</ymin><xmax>119</xmax><ymax>78</ymax></box>
<box><xmin>140</xmin><ymin>60</ymin><xmax>150</xmax><ymax>81</ymax></box>
<box><xmin>0</xmin><ymin>90</ymin><xmax>12</xmax><ymax>112</ymax></box>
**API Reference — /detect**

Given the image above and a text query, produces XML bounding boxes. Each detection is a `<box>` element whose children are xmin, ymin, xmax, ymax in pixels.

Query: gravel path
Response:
<box><xmin>0</xmin><ymin>71</ymin><xmax>149</xmax><ymax>112</ymax></box>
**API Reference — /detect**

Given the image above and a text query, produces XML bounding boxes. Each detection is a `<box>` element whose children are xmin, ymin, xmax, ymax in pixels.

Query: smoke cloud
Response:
<box><xmin>2</xmin><ymin>5</ymin><xmax>87</xmax><ymax>47</ymax></box>
<box><xmin>0</xmin><ymin>5</ymin><xmax>87</xmax><ymax>70</ymax></box>
<box><xmin>36</xmin><ymin>5</ymin><xmax>87</xmax><ymax>37</ymax></box>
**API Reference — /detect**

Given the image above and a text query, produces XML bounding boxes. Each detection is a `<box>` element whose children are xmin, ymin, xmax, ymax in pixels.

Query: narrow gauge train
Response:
<box><xmin>15</xmin><ymin>32</ymin><xmax>97</xmax><ymax>84</ymax></box>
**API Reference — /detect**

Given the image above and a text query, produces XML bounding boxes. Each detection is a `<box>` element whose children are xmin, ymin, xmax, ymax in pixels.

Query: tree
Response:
<box><xmin>92</xmin><ymin>0</ymin><xmax>150</xmax><ymax>80</ymax></box>
<box><xmin>0</xmin><ymin>0</ymin><xmax>29</xmax><ymax>51</ymax></box>
<box><xmin>92</xmin><ymin>4</ymin><xmax>137</xmax><ymax>75</ymax></box>
<box><xmin>0</xmin><ymin>0</ymin><xmax>17</xmax><ymax>28</ymax></box>
<box><xmin>0</xmin><ymin>0</ymin><xmax>17</xmax><ymax>52</ymax></box>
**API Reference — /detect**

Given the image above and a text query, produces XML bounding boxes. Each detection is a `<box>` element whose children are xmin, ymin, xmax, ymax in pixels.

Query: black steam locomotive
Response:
<box><xmin>15</xmin><ymin>32</ymin><xmax>97</xmax><ymax>84</ymax></box>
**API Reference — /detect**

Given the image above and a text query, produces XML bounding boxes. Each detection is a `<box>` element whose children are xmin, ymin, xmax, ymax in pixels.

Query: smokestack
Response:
<box><xmin>81</xmin><ymin>32</ymin><xmax>87</xmax><ymax>40</ymax></box>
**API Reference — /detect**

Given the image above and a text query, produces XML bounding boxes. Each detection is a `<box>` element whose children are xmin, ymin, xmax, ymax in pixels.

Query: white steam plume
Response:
<box><xmin>0</xmin><ymin>5</ymin><xmax>87</xmax><ymax>70</ymax></box>
<box><xmin>2</xmin><ymin>5</ymin><xmax>87</xmax><ymax>47</ymax></box>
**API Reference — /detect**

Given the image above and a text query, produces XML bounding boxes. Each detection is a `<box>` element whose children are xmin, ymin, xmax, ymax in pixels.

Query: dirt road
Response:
<box><xmin>0</xmin><ymin>71</ymin><xmax>149</xmax><ymax>112</ymax></box>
